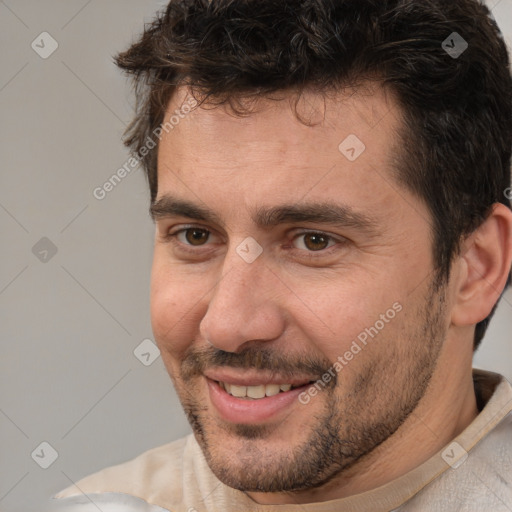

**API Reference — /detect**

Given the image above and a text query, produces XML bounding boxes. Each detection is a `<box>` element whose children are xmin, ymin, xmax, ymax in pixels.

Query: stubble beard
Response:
<box><xmin>175</xmin><ymin>282</ymin><xmax>447</xmax><ymax>493</ymax></box>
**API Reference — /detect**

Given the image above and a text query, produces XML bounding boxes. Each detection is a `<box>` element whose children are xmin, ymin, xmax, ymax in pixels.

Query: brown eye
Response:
<box><xmin>184</xmin><ymin>228</ymin><xmax>210</xmax><ymax>246</ymax></box>
<box><xmin>301</xmin><ymin>233</ymin><xmax>331</xmax><ymax>251</ymax></box>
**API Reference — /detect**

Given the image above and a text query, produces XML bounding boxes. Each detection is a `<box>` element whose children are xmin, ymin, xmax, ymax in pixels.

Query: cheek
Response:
<box><xmin>292</xmin><ymin>275</ymin><xmax>398</xmax><ymax>359</ymax></box>
<box><xmin>150</xmin><ymin>258</ymin><xmax>207</xmax><ymax>356</ymax></box>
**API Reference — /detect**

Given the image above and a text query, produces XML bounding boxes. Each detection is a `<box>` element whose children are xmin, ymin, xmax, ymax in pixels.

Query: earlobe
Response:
<box><xmin>451</xmin><ymin>203</ymin><xmax>512</xmax><ymax>327</ymax></box>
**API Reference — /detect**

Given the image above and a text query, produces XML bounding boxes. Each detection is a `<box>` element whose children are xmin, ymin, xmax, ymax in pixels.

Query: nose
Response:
<box><xmin>199</xmin><ymin>247</ymin><xmax>285</xmax><ymax>353</ymax></box>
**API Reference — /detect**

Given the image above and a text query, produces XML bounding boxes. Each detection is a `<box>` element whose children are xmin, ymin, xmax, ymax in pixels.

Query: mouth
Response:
<box><xmin>217</xmin><ymin>381</ymin><xmax>307</xmax><ymax>399</ymax></box>
<box><xmin>203</xmin><ymin>372</ymin><xmax>317</xmax><ymax>424</ymax></box>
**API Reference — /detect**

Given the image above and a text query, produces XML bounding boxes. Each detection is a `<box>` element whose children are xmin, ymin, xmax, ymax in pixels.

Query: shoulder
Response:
<box><xmin>422</xmin><ymin>412</ymin><xmax>512</xmax><ymax>510</ymax></box>
<box><xmin>52</xmin><ymin>435</ymin><xmax>191</xmax><ymax>505</ymax></box>
<box><xmin>49</xmin><ymin>433</ymin><xmax>249</xmax><ymax>512</ymax></box>
<box><xmin>441</xmin><ymin>375</ymin><xmax>512</xmax><ymax>508</ymax></box>
<box><xmin>405</xmin><ymin>373</ymin><xmax>512</xmax><ymax>511</ymax></box>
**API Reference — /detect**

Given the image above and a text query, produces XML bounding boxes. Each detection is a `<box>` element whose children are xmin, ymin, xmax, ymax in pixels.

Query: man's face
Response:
<box><xmin>150</xmin><ymin>86</ymin><xmax>449</xmax><ymax>493</ymax></box>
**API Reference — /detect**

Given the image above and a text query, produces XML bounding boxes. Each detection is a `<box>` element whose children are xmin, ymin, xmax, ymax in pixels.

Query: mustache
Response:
<box><xmin>180</xmin><ymin>345</ymin><xmax>335</xmax><ymax>383</ymax></box>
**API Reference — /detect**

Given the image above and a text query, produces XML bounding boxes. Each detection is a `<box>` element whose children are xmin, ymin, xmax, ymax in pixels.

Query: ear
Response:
<box><xmin>451</xmin><ymin>203</ymin><xmax>512</xmax><ymax>327</ymax></box>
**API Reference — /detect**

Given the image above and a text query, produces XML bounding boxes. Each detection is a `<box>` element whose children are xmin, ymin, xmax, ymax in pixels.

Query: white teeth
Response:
<box><xmin>247</xmin><ymin>385</ymin><xmax>266</xmax><ymax>399</ymax></box>
<box><xmin>220</xmin><ymin>382</ymin><xmax>294</xmax><ymax>399</ymax></box>
<box><xmin>265</xmin><ymin>384</ymin><xmax>281</xmax><ymax>397</ymax></box>
<box><xmin>230</xmin><ymin>384</ymin><xmax>247</xmax><ymax>398</ymax></box>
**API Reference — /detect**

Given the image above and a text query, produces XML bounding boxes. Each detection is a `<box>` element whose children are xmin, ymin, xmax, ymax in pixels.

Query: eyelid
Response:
<box><xmin>290</xmin><ymin>228</ymin><xmax>345</xmax><ymax>242</ymax></box>
<box><xmin>165</xmin><ymin>224</ymin><xmax>217</xmax><ymax>244</ymax></box>
<box><xmin>288</xmin><ymin>243</ymin><xmax>349</xmax><ymax>268</ymax></box>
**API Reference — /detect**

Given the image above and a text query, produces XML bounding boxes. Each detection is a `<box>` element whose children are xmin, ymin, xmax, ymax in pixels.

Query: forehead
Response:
<box><xmin>155</xmin><ymin>84</ymin><xmax>416</xmax><ymax>227</ymax></box>
<box><xmin>160</xmin><ymin>84</ymin><xmax>398</xmax><ymax>155</ymax></box>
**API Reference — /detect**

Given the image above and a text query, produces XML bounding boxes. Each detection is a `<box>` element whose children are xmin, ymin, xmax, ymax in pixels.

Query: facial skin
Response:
<box><xmin>150</xmin><ymin>85</ymin><xmax>509</xmax><ymax>504</ymax></box>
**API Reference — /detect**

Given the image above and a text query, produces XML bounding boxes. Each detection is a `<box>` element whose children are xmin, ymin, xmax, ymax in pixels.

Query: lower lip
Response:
<box><xmin>206</xmin><ymin>379</ymin><xmax>311</xmax><ymax>424</ymax></box>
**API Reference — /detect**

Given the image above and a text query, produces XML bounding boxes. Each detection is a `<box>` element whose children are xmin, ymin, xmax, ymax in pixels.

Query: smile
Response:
<box><xmin>218</xmin><ymin>381</ymin><xmax>298</xmax><ymax>399</ymax></box>
<box><xmin>205</xmin><ymin>375</ymin><xmax>317</xmax><ymax>424</ymax></box>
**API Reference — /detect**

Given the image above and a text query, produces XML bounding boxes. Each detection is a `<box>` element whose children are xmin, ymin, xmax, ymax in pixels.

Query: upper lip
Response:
<box><xmin>203</xmin><ymin>368</ymin><xmax>316</xmax><ymax>387</ymax></box>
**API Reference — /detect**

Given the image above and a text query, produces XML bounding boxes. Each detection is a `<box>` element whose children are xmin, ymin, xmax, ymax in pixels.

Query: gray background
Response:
<box><xmin>0</xmin><ymin>1</ymin><xmax>510</xmax><ymax>511</ymax></box>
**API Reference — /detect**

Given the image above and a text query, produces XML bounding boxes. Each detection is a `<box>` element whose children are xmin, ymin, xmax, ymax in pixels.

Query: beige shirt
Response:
<box><xmin>50</xmin><ymin>369</ymin><xmax>512</xmax><ymax>511</ymax></box>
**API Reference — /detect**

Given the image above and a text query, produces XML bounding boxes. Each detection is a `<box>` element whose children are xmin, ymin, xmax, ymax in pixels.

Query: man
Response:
<box><xmin>52</xmin><ymin>0</ymin><xmax>512</xmax><ymax>510</ymax></box>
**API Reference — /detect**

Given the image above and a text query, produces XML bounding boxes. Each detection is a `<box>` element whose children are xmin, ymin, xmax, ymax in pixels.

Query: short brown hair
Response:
<box><xmin>115</xmin><ymin>0</ymin><xmax>512</xmax><ymax>350</ymax></box>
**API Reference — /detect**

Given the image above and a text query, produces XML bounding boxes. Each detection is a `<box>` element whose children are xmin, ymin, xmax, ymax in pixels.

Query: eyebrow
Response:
<box><xmin>150</xmin><ymin>195</ymin><xmax>379</xmax><ymax>234</ymax></box>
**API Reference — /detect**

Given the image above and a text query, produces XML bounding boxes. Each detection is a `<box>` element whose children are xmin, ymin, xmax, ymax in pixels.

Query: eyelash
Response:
<box><xmin>162</xmin><ymin>226</ymin><xmax>345</xmax><ymax>258</ymax></box>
